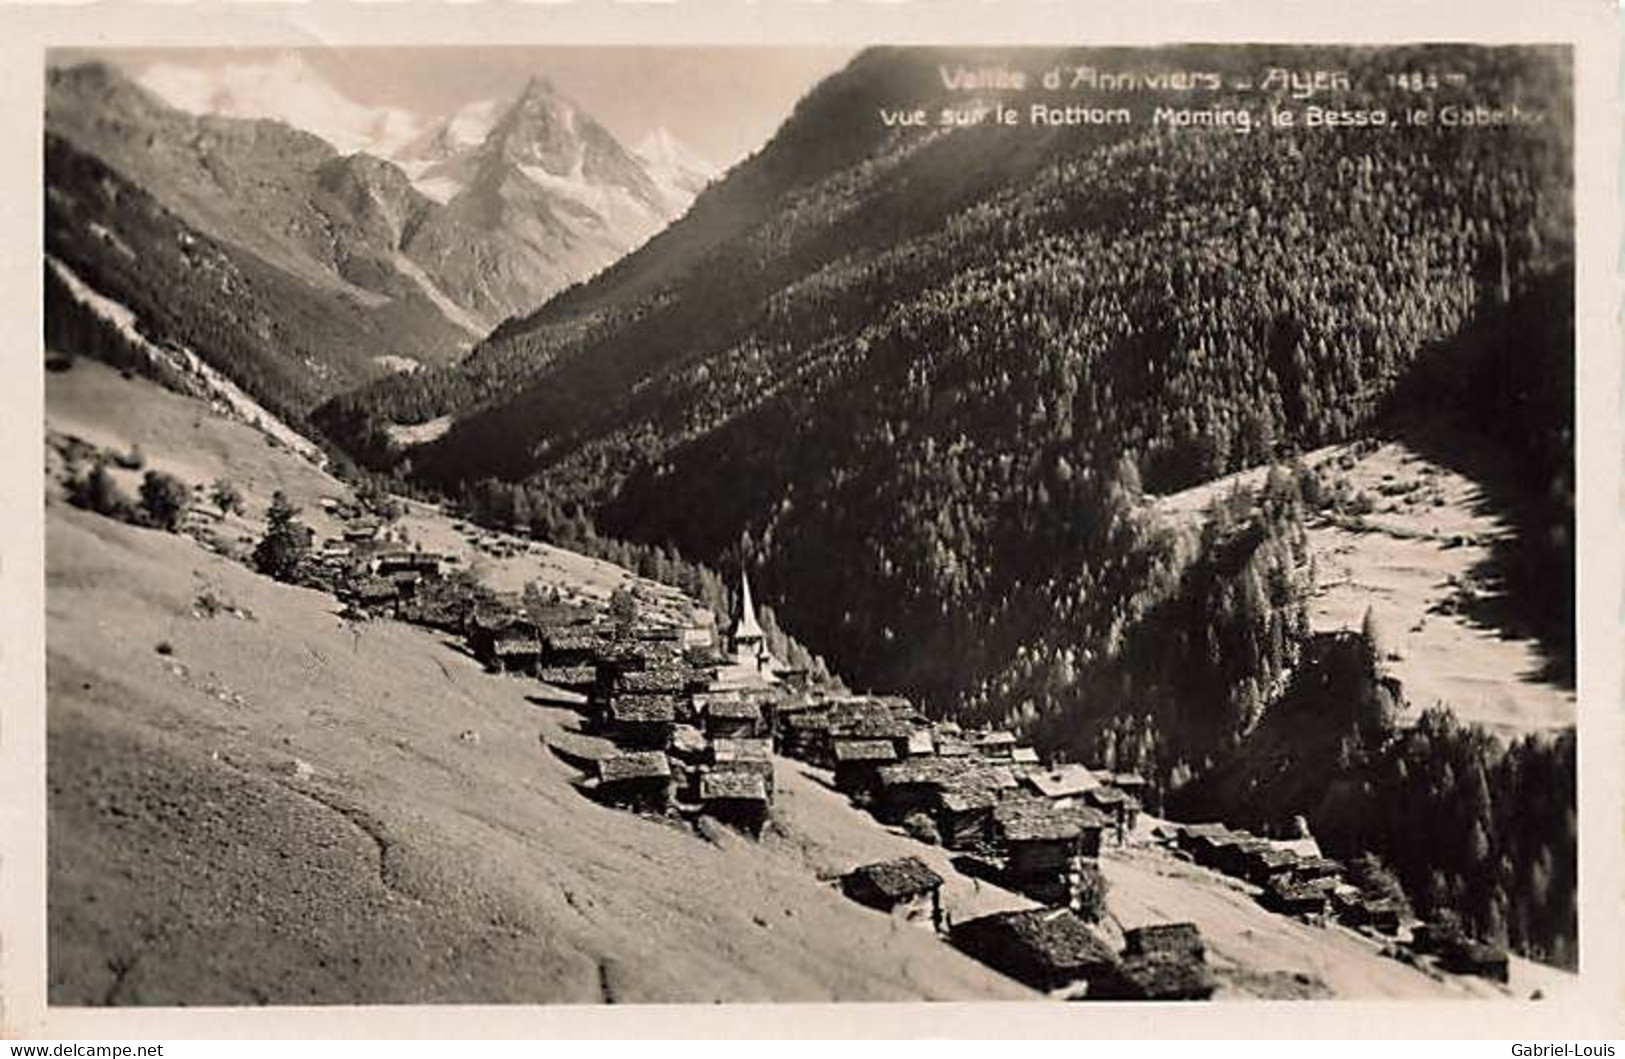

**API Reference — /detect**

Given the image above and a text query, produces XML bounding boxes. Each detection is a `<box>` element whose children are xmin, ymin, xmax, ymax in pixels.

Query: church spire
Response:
<box><xmin>734</xmin><ymin>570</ymin><xmax>765</xmax><ymax>643</ymax></box>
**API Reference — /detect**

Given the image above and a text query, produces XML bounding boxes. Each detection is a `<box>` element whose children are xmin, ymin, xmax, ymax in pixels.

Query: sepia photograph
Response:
<box><xmin>17</xmin><ymin>14</ymin><xmax>1611</xmax><ymax>1028</ymax></box>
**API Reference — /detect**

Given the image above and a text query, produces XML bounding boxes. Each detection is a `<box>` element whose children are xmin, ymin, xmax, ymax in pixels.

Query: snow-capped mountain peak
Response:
<box><xmin>635</xmin><ymin>127</ymin><xmax>715</xmax><ymax>213</ymax></box>
<box><xmin>136</xmin><ymin>52</ymin><xmax>422</xmax><ymax>158</ymax></box>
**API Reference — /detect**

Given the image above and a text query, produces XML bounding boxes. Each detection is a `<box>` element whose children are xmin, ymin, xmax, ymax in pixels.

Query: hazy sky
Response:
<box><xmin>53</xmin><ymin>46</ymin><xmax>857</xmax><ymax>166</ymax></box>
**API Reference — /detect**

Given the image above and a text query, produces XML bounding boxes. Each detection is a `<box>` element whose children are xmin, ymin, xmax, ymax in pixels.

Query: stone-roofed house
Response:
<box><xmin>1122</xmin><ymin>923</ymin><xmax>1205</xmax><ymax>962</ymax></box>
<box><xmin>711</xmin><ymin>737</ymin><xmax>775</xmax><ymax>797</ymax></box>
<box><xmin>1021</xmin><ymin>763</ymin><xmax>1101</xmax><ymax>807</ymax></box>
<box><xmin>1089</xmin><ymin>953</ymin><xmax>1216</xmax><ymax>1001</ymax></box>
<box><xmin>950</xmin><ymin>908</ymin><xmax>1120</xmax><ymax>994</ymax></box>
<box><xmin>832</xmin><ymin>738</ymin><xmax>899</xmax><ymax>798</ymax></box>
<box><xmin>696</xmin><ymin>692</ymin><xmax>765</xmax><ymax>740</ymax></box>
<box><xmin>603</xmin><ymin>695</ymin><xmax>679</xmax><ymax>749</ymax></box>
<box><xmin>993</xmin><ymin>800</ymin><xmax>1108</xmax><ymax>902</ymax></box>
<box><xmin>698</xmin><ymin>769</ymin><xmax>769</xmax><ymax>836</ymax></box>
<box><xmin>595</xmin><ymin>751</ymin><xmax>674</xmax><ymax>811</ymax></box>
<box><xmin>840</xmin><ymin>856</ymin><xmax>944</xmax><ymax>927</ymax></box>
<box><xmin>975</xmin><ymin>730</ymin><xmax>1018</xmax><ymax>760</ymax></box>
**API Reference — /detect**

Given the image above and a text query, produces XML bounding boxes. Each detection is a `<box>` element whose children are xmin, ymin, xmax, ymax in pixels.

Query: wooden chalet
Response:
<box><xmin>1245</xmin><ymin>846</ymin><xmax>1301</xmax><ymax>887</ymax></box>
<box><xmin>349</xmin><ymin>576</ymin><xmax>401</xmax><ymax>611</ymax></box>
<box><xmin>1290</xmin><ymin>856</ymin><xmax>1345</xmax><ymax>885</ymax></box>
<box><xmin>840</xmin><ymin>856</ymin><xmax>944</xmax><ymax>926</ymax></box>
<box><xmin>603</xmin><ymin>695</ymin><xmax>679</xmax><ymax>749</ymax></box>
<box><xmin>905</xmin><ymin>729</ymin><xmax>936</xmax><ymax>757</ymax></box>
<box><xmin>872</xmin><ymin>757</ymin><xmax>964</xmax><ymax>824</ymax></box>
<box><xmin>1349</xmin><ymin>897</ymin><xmax>1404</xmax><ymax>934</ymax></box>
<box><xmin>1109</xmin><ymin>771</ymin><xmax>1149</xmax><ymax>801</ymax></box>
<box><xmin>1262</xmin><ymin>877</ymin><xmax>1328</xmax><ymax>918</ymax></box>
<box><xmin>993</xmin><ymin>801</ymin><xmax>1107</xmax><ymax>904</ymax></box>
<box><xmin>1122</xmin><ymin>923</ymin><xmax>1205</xmax><ymax>963</ymax></box>
<box><xmin>950</xmin><ymin>908</ymin><xmax>1119</xmax><ymax>994</ymax></box>
<box><xmin>596</xmin><ymin>751</ymin><xmax>674</xmax><ymax>811</ymax></box>
<box><xmin>615</xmin><ymin>667</ymin><xmax>691</xmax><ymax>696</ymax></box>
<box><xmin>777</xmin><ymin>706</ymin><xmax>834</xmax><ymax>763</ymax></box>
<box><xmin>832</xmin><ymin>739</ymin><xmax>899</xmax><ymax>797</ymax></box>
<box><xmin>975</xmin><ymin>730</ymin><xmax>1018</xmax><ymax>760</ymax></box>
<box><xmin>698</xmin><ymin>769</ymin><xmax>769</xmax><ymax>836</ymax></box>
<box><xmin>1010</xmin><ymin>747</ymin><xmax>1041</xmax><ymax>772</ymax></box>
<box><xmin>370</xmin><ymin>550</ymin><xmax>446</xmax><ymax>579</ymax></box>
<box><xmin>828</xmin><ymin>702</ymin><xmax>914</xmax><ymax>759</ymax></box>
<box><xmin>1213</xmin><ymin>834</ymin><xmax>1272</xmax><ymax>878</ymax></box>
<box><xmin>711</xmin><ymin>737</ymin><xmax>775</xmax><ymax>796</ymax></box>
<box><xmin>1022</xmin><ymin>764</ymin><xmax>1100</xmax><ymax>808</ymax></box>
<box><xmin>490</xmin><ymin>632</ymin><xmax>544</xmax><ymax>675</ymax></box>
<box><xmin>696</xmin><ymin>692</ymin><xmax>765</xmax><ymax>740</ymax></box>
<box><xmin>937</xmin><ymin>785</ymin><xmax>1000</xmax><ymax>851</ymax></box>
<box><xmin>541</xmin><ymin>626</ymin><xmax>612</xmax><ymax>667</ymax></box>
<box><xmin>1083</xmin><ymin>785</ymin><xmax>1134</xmax><ymax>840</ymax></box>
<box><xmin>1088</xmin><ymin>954</ymin><xmax>1216</xmax><ymax>1001</ymax></box>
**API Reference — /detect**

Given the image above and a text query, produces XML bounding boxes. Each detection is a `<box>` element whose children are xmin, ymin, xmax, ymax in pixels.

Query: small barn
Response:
<box><xmin>975</xmin><ymin>730</ymin><xmax>1018</xmax><ymax>760</ymax></box>
<box><xmin>698</xmin><ymin>693</ymin><xmax>765</xmax><ymax>740</ymax></box>
<box><xmin>1291</xmin><ymin>856</ymin><xmax>1345</xmax><ymax>884</ymax></box>
<box><xmin>874</xmin><ymin>757</ymin><xmax>963</xmax><ymax>824</ymax></box>
<box><xmin>1023</xmin><ymin>764</ymin><xmax>1101</xmax><ymax>808</ymax></box>
<box><xmin>491</xmin><ymin>633</ymin><xmax>545</xmax><ymax>675</ymax></box>
<box><xmin>777</xmin><ymin>707</ymin><xmax>834</xmax><ymax>763</ymax></box>
<box><xmin>1083</xmin><ymin>785</ymin><xmax>1133</xmax><ymax>841</ymax></box>
<box><xmin>950</xmin><ymin>908</ymin><xmax>1119</xmax><ymax>994</ymax></box>
<box><xmin>603</xmin><ymin>695</ymin><xmax>679</xmax><ymax>749</ymax></box>
<box><xmin>1089</xmin><ymin>954</ymin><xmax>1217</xmax><ymax>1001</ymax></box>
<box><xmin>840</xmin><ymin>856</ymin><xmax>944</xmax><ymax>926</ymax></box>
<box><xmin>711</xmin><ymin>737</ymin><xmax>775</xmax><ymax>797</ymax></box>
<box><xmin>1122</xmin><ymin>922</ymin><xmax>1206</xmax><ymax>963</ymax></box>
<box><xmin>832</xmin><ymin>739</ymin><xmax>899</xmax><ymax>797</ymax></box>
<box><xmin>1245</xmin><ymin>846</ymin><xmax>1301</xmax><ymax>887</ymax></box>
<box><xmin>905</xmin><ymin>729</ymin><xmax>936</xmax><ymax>757</ymax></box>
<box><xmin>698</xmin><ymin>769</ymin><xmax>769</xmax><ymax>837</ymax></box>
<box><xmin>1263</xmin><ymin>877</ymin><xmax>1329</xmax><ymax>918</ymax></box>
<box><xmin>596</xmin><ymin>751</ymin><xmax>674</xmax><ymax>812</ymax></box>
<box><xmin>937</xmin><ymin>786</ymin><xmax>999</xmax><ymax>851</ymax></box>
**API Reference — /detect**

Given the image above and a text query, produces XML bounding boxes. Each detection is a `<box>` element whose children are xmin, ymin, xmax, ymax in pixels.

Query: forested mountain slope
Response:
<box><xmin>45</xmin><ymin>62</ymin><xmax>711</xmax><ymax>421</ymax></box>
<box><xmin>323</xmin><ymin>45</ymin><xmax>1572</xmax><ymax>743</ymax></box>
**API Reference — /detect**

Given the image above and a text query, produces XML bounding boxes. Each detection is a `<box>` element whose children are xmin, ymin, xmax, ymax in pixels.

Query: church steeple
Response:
<box><xmin>733</xmin><ymin>570</ymin><xmax>765</xmax><ymax>645</ymax></box>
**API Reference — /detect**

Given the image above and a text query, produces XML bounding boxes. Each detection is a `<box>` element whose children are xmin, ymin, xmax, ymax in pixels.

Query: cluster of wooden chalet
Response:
<box><xmin>288</xmin><ymin>511</ymin><xmax>1504</xmax><ymax>996</ymax></box>
<box><xmin>779</xmin><ymin>696</ymin><xmax>1146</xmax><ymax>911</ymax></box>
<box><xmin>476</xmin><ymin>577</ymin><xmax>788</xmax><ymax>836</ymax></box>
<box><xmin>830</xmin><ymin>852</ymin><xmax>1214</xmax><ymax>1000</ymax></box>
<box><xmin>1172</xmin><ymin>823</ymin><xmax>1379</xmax><ymax>925</ymax></box>
<box><xmin>1164</xmin><ymin>823</ymin><xmax>1510</xmax><ymax>981</ymax></box>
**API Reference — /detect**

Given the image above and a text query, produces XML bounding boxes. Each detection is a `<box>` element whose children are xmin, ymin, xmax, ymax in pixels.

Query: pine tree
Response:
<box><xmin>253</xmin><ymin>491</ymin><xmax>312</xmax><ymax>583</ymax></box>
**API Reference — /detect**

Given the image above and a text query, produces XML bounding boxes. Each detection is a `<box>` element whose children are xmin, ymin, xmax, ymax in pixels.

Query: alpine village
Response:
<box><xmin>43</xmin><ymin>44</ymin><xmax>1576</xmax><ymax>1004</ymax></box>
